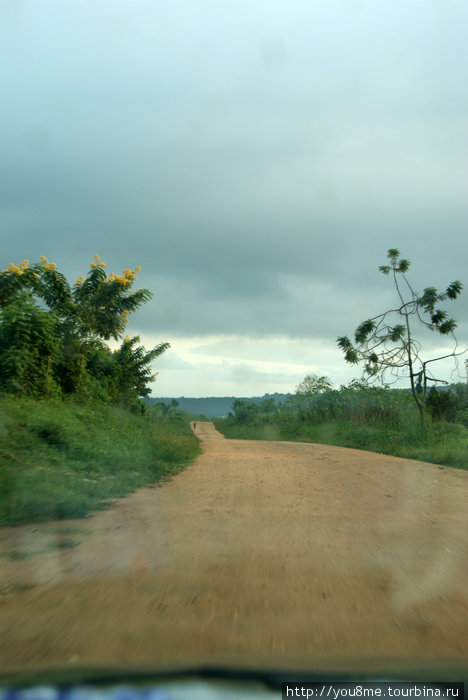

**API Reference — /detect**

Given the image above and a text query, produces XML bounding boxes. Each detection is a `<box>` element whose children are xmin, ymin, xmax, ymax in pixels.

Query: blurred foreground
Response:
<box><xmin>1</xmin><ymin>423</ymin><xmax>467</xmax><ymax>675</ymax></box>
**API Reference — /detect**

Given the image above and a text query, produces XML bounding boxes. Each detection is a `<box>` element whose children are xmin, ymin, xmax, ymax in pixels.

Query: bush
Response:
<box><xmin>215</xmin><ymin>382</ymin><xmax>468</xmax><ymax>471</ymax></box>
<box><xmin>0</xmin><ymin>396</ymin><xmax>201</xmax><ymax>526</ymax></box>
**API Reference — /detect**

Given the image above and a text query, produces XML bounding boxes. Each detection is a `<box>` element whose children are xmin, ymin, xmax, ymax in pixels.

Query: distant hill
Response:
<box><xmin>146</xmin><ymin>393</ymin><xmax>291</xmax><ymax>418</ymax></box>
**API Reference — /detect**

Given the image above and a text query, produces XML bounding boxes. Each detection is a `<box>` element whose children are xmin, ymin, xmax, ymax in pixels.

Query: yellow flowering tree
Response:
<box><xmin>0</xmin><ymin>255</ymin><xmax>168</xmax><ymax>402</ymax></box>
<box><xmin>72</xmin><ymin>255</ymin><xmax>152</xmax><ymax>341</ymax></box>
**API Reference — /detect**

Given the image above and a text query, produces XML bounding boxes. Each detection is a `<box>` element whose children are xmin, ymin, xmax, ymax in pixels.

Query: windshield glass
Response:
<box><xmin>1</xmin><ymin>0</ymin><xmax>467</xmax><ymax>685</ymax></box>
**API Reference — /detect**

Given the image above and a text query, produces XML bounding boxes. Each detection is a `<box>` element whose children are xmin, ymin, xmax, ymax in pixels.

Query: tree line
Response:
<box><xmin>228</xmin><ymin>373</ymin><xmax>468</xmax><ymax>428</ymax></box>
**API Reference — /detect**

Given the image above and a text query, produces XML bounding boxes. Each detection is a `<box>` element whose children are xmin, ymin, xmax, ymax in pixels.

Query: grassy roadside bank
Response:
<box><xmin>214</xmin><ymin>417</ymin><xmax>468</xmax><ymax>471</ymax></box>
<box><xmin>0</xmin><ymin>396</ymin><xmax>201</xmax><ymax>526</ymax></box>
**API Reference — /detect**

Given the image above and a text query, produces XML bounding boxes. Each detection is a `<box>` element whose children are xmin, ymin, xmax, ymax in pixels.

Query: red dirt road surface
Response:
<box><xmin>1</xmin><ymin>422</ymin><xmax>467</xmax><ymax>675</ymax></box>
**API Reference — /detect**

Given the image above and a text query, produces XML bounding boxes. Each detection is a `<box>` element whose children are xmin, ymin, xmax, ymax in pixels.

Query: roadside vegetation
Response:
<box><xmin>0</xmin><ymin>396</ymin><xmax>200</xmax><ymax>526</ymax></box>
<box><xmin>215</xmin><ymin>375</ymin><xmax>468</xmax><ymax>470</ymax></box>
<box><xmin>0</xmin><ymin>256</ymin><xmax>200</xmax><ymax>527</ymax></box>
<box><xmin>217</xmin><ymin>250</ymin><xmax>467</xmax><ymax>470</ymax></box>
<box><xmin>1</xmin><ymin>248</ymin><xmax>466</xmax><ymax>529</ymax></box>
<box><xmin>0</xmin><ymin>255</ymin><xmax>169</xmax><ymax>409</ymax></box>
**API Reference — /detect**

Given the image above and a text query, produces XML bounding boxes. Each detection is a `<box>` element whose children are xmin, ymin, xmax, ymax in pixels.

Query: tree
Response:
<box><xmin>0</xmin><ymin>256</ymin><xmax>168</xmax><ymax>402</ymax></box>
<box><xmin>230</xmin><ymin>399</ymin><xmax>259</xmax><ymax>423</ymax></box>
<box><xmin>112</xmin><ymin>335</ymin><xmax>170</xmax><ymax>409</ymax></box>
<box><xmin>1</xmin><ymin>256</ymin><xmax>152</xmax><ymax>343</ymax></box>
<box><xmin>0</xmin><ymin>293</ymin><xmax>61</xmax><ymax>395</ymax></box>
<box><xmin>285</xmin><ymin>374</ymin><xmax>333</xmax><ymax>422</ymax></box>
<box><xmin>295</xmin><ymin>374</ymin><xmax>332</xmax><ymax>395</ymax></box>
<box><xmin>337</xmin><ymin>248</ymin><xmax>466</xmax><ymax>425</ymax></box>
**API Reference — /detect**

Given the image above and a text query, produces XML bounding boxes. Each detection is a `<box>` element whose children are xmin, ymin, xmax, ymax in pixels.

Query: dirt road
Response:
<box><xmin>1</xmin><ymin>423</ymin><xmax>467</xmax><ymax>675</ymax></box>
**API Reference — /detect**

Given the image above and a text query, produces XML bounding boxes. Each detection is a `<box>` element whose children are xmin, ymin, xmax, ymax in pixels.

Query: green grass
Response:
<box><xmin>214</xmin><ymin>415</ymin><xmax>468</xmax><ymax>471</ymax></box>
<box><xmin>0</xmin><ymin>396</ymin><xmax>201</xmax><ymax>526</ymax></box>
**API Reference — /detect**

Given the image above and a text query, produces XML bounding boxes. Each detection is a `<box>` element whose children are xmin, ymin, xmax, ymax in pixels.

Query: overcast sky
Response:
<box><xmin>2</xmin><ymin>0</ymin><xmax>467</xmax><ymax>396</ymax></box>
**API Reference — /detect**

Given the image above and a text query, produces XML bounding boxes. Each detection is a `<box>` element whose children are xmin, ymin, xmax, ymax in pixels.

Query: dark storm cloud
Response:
<box><xmin>1</xmin><ymin>0</ymin><xmax>467</xmax><ymax>394</ymax></box>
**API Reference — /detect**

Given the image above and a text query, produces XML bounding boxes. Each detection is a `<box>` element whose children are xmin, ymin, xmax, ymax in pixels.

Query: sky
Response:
<box><xmin>1</xmin><ymin>0</ymin><xmax>467</xmax><ymax>397</ymax></box>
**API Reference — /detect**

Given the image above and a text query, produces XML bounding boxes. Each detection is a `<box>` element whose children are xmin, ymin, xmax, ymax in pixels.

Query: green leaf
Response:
<box><xmin>446</xmin><ymin>280</ymin><xmax>463</xmax><ymax>299</ymax></box>
<box><xmin>438</xmin><ymin>319</ymin><xmax>457</xmax><ymax>335</ymax></box>
<box><xmin>397</xmin><ymin>259</ymin><xmax>410</xmax><ymax>273</ymax></box>
<box><xmin>430</xmin><ymin>309</ymin><xmax>447</xmax><ymax>325</ymax></box>
<box><xmin>418</xmin><ymin>287</ymin><xmax>438</xmax><ymax>312</ymax></box>
<box><xmin>337</xmin><ymin>336</ymin><xmax>352</xmax><ymax>351</ymax></box>
<box><xmin>387</xmin><ymin>248</ymin><xmax>400</xmax><ymax>262</ymax></box>
<box><xmin>344</xmin><ymin>348</ymin><xmax>359</xmax><ymax>364</ymax></box>
<box><xmin>354</xmin><ymin>319</ymin><xmax>375</xmax><ymax>344</ymax></box>
<box><xmin>389</xmin><ymin>324</ymin><xmax>405</xmax><ymax>341</ymax></box>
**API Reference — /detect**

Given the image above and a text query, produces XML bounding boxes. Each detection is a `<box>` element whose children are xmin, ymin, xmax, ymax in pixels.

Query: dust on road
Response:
<box><xmin>1</xmin><ymin>422</ymin><xmax>467</xmax><ymax>675</ymax></box>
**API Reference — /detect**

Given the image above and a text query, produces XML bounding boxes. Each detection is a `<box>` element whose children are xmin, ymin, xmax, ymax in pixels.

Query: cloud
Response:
<box><xmin>1</xmin><ymin>0</ymin><xmax>467</xmax><ymax>395</ymax></box>
<box><xmin>141</xmin><ymin>334</ymin><xmax>360</xmax><ymax>397</ymax></box>
<box><xmin>152</xmin><ymin>350</ymin><xmax>194</xmax><ymax>371</ymax></box>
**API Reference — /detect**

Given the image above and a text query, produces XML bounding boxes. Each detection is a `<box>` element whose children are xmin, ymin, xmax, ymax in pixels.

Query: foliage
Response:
<box><xmin>215</xmin><ymin>374</ymin><xmax>468</xmax><ymax>471</ymax></box>
<box><xmin>0</xmin><ymin>294</ymin><xmax>61</xmax><ymax>396</ymax></box>
<box><xmin>337</xmin><ymin>249</ymin><xmax>466</xmax><ymax>424</ymax></box>
<box><xmin>426</xmin><ymin>383</ymin><xmax>468</xmax><ymax>425</ymax></box>
<box><xmin>112</xmin><ymin>336</ymin><xmax>169</xmax><ymax>402</ymax></box>
<box><xmin>0</xmin><ymin>256</ymin><xmax>168</xmax><ymax>406</ymax></box>
<box><xmin>0</xmin><ymin>396</ymin><xmax>200</xmax><ymax>526</ymax></box>
<box><xmin>229</xmin><ymin>397</ymin><xmax>281</xmax><ymax>423</ymax></box>
<box><xmin>295</xmin><ymin>374</ymin><xmax>333</xmax><ymax>395</ymax></box>
<box><xmin>152</xmin><ymin>399</ymin><xmax>181</xmax><ymax>416</ymax></box>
